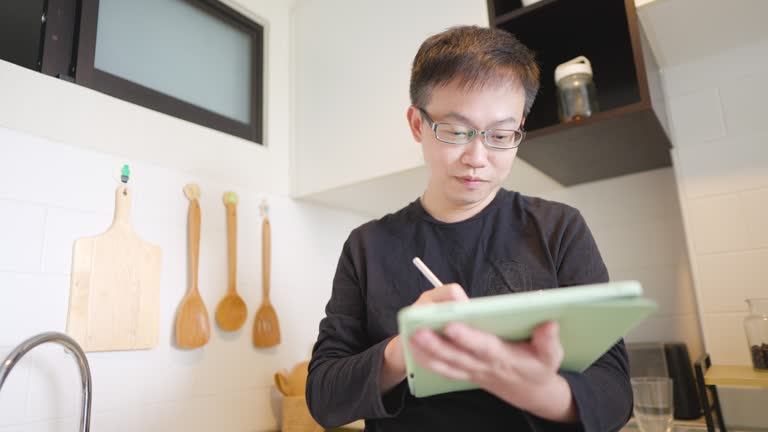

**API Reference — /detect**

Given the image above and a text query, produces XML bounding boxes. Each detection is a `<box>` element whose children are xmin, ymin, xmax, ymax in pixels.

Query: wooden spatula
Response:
<box><xmin>67</xmin><ymin>182</ymin><xmax>163</xmax><ymax>351</ymax></box>
<box><xmin>253</xmin><ymin>200</ymin><xmax>280</xmax><ymax>347</ymax></box>
<box><xmin>215</xmin><ymin>191</ymin><xmax>247</xmax><ymax>331</ymax></box>
<box><xmin>175</xmin><ymin>184</ymin><xmax>210</xmax><ymax>349</ymax></box>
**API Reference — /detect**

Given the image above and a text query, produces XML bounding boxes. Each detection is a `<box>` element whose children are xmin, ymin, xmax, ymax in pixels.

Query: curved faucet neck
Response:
<box><xmin>0</xmin><ymin>332</ymin><xmax>92</xmax><ymax>432</ymax></box>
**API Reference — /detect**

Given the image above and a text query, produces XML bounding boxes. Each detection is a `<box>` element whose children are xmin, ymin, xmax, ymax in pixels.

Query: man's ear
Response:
<box><xmin>521</xmin><ymin>116</ymin><xmax>527</xmax><ymax>128</ymax></box>
<box><xmin>407</xmin><ymin>105</ymin><xmax>423</xmax><ymax>143</ymax></box>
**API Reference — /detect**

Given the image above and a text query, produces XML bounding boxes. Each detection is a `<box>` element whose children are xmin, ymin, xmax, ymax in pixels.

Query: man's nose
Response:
<box><xmin>460</xmin><ymin>133</ymin><xmax>488</xmax><ymax>168</ymax></box>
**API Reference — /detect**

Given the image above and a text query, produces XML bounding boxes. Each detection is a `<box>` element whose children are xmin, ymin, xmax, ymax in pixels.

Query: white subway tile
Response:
<box><xmin>624</xmin><ymin>313</ymin><xmax>702</xmax><ymax>347</ymax></box>
<box><xmin>541</xmin><ymin>168</ymin><xmax>684</xmax><ymax>229</ymax></box>
<box><xmin>0</xmin><ymin>349</ymin><xmax>29</xmax><ymax>427</ymax></box>
<box><xmin>0</xmin><ymin>128</ymin><xmax>117</xmax><ymax>212</ymax></box>
<box><xmin>703</xmin><ymin>313</ymin><xmax>751</xmax><ymax>365</ymax></box>
<box><xmin>611</xmin><ymin>264</ymin><xmax>696</xmax><ymax>318</ymax></box>
<box><xmin>667</xmin><ymin>88</ymin><xmax>726</xmax><ymax>147</ymax></box>
<box><xmin>720</xmin><ymin>73</ymin><xmax>768</xmax><ymax>137</ymax></box>
<box><xmin>41</xmin><ymin>208</ymin><xmax>111</xmax><ymax>275</ymax></box>
<box><xmin>87</xmin><ymin>351</ymin><xmax>154</xmax><ymax>412</ymax></box>
<box><xmin>0</xmin><ymin>418</ymin><xmax>78</xmax><ymax>432</ymax></box>
<box><xmin>688</xmin><ymin>194</ymin><xmax>749</xmax><ymax>254</ymax></box>
<box><xmin>697</xmin><ymin>250</ymin><xmax>768</xmax><ymax>313</ymax></box>
<box><xmin>740</xmin><ymin>188</ymin><xmax>768</xmax><ymax>249</ymax></box>
<box><xmin>89</xmin><ymin>409</ymin><xmax>126</xmax><ymax>432</ymax></box>
<box><xmin>593</xmin><ymin>217</ymin><xmax>689</xmax><ymax>270</ymax></box>
<box><xmin>0</xmin><ymin>200</ymin><xmax>46</xmax><ymax>273</ymax></box>
<box><xmin>676</xmin><ymin>133</ymin><xmax>768</xmax><ymax>199</ymax></box>
<box><xmin>24</xmin><ymin>345</ymin><xmax>82</xmax><ymax>422</ymax></box>
<box><xmin>0</xmin><ymin>273</ymin><xmax>69</xmax><ymax>346</ymax></box>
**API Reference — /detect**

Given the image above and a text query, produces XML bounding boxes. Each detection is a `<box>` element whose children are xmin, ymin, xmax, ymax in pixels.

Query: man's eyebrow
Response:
<box><xmin>441</xmin><ymin>112</ymin><xmax>519</xmax><ymax>127</ymax></box>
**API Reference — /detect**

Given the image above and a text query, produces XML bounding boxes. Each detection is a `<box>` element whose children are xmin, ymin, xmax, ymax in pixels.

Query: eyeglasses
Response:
<box><xmin>417</xmin><ymin>107</ymin><xmax>525</xmax><ymax>150</ymax></box>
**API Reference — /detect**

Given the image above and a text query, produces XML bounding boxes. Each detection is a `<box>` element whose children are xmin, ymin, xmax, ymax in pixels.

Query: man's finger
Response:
<box><xmin>409</xmin><ymin>328</ymin><xmax>483</xmax><ymax>379</ymax></box>
<box><xmin>531</xmin><ymin>321</ymin><xmax>564</xmax><ymax>368</ymax></box>
<box><xmin>429</xmin><ymin>283</ymin><xmax>469</xmax><ymax>303</ymax></box>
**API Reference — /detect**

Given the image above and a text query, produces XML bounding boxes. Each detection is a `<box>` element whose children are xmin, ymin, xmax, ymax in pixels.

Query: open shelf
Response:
<box><xmin>487</xmin><ymin>0</ymin><xmax>671</xmax><ymax>185</ymax></box>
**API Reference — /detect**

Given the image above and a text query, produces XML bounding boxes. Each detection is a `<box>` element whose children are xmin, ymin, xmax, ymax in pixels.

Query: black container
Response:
<box><xmin>664</xmin><ymin>343</ymin><xmax>703</xmax><ymax>420</ymax></box>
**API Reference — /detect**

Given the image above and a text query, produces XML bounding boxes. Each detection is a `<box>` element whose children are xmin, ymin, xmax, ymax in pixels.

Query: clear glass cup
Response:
<box><xmin>631</xmin><ymin>377</ymin><xmax>674</xmax><ymax>432</ymax></box>
<box><xmin>744</xmin><ymin>298</ymin><xmax>768</xmax><ymax>371</ymax></box>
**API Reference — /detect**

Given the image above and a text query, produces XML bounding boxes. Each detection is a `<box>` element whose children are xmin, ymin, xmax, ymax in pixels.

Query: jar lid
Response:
<box><xmin>555</xmin><ymin>56</ymin><xmax>593</xmax><ymax>83</ymax></box>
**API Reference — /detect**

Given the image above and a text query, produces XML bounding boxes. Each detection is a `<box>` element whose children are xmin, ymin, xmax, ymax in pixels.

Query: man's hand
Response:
<box><xmin>409</xmin><ymin>319</ymin><xmax>579</xmax><ymax>423</ymax></box>
<box><xmin>379</xmin><ymin>284</ymin><xmax>469</xmax><ymax>393</ymax></box>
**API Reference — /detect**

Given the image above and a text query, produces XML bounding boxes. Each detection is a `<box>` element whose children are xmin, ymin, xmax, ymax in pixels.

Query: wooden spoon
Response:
<box><xmin>215</xmin><ymin>191</ymin><xmax>248</xmax><ymax>331</ymax></box>
<box><xmin>253</xmin><ymin>200</ymin><xmax>280</xmax><ymax>347</ymax></box>
<box><xmin>175</xmin><ymin>184</ymin><xmax>210</xmax><ymax>349</ymax></box>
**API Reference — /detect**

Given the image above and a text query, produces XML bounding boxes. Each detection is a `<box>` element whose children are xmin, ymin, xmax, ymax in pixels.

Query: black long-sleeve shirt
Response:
<box><xmin>307</xmin><ymin>189</ymin><xmax>633</xmax><ymax>431</ymax></box>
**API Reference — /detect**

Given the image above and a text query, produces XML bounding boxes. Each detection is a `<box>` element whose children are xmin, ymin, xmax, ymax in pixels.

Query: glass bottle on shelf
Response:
<box><xmin>744</xmin><ymin>298</ymin><xmax>768</xmax><ymax>371</ymax></box>
<box><xmin>555</xmin><ymin>56</ymin><xmax>599</xmax><ymax>123</ymax></box>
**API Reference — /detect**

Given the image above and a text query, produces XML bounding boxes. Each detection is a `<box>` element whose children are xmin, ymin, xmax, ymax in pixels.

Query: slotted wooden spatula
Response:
<box><xmin>67</xmin><ymin>183</ymin><xmax>163</xmax><ymax>351</ymax></box>
<box><xmin>253</xmin><ymin>200</ymin><xmax>280</xmax><ymax>347</ymax></box>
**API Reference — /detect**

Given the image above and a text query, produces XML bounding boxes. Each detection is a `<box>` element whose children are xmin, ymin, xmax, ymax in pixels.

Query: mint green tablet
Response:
<box><xmin>396</xmin><ymin>280</ymin><xmax>656</xmax><ymax>397</ymax></box>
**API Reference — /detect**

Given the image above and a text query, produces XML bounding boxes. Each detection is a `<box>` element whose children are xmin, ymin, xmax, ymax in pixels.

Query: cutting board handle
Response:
<box><xmin>112</xmin><ymin>185</ymin><xmax>132</xmax><ymax>227</ymax></box>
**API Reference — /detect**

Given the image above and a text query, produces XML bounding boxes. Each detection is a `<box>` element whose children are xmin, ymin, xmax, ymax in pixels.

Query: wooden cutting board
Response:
<box><xmin>66</xmin><ymin>185</ymin><xmax>163</xmax><ymax>352</ymax></box>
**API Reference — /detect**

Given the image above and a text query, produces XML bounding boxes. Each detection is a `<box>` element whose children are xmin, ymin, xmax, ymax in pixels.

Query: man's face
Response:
<box><xmin>407</xmin><ymin>78</ymin><xmax>526</xmax><ymax>208</ymax></box>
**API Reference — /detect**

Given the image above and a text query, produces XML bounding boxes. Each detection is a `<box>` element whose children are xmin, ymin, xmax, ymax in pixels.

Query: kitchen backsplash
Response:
<box><xmin>0</xmin><ymin>126</ymin><xmax>368</xmax><ymax>431</ymax></box>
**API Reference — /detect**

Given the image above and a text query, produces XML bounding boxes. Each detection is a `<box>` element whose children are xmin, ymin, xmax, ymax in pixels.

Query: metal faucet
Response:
<box><xmin>0</xmin><ymin>332</ymin><xmax>91</xmax><ymax>432</ymax></box>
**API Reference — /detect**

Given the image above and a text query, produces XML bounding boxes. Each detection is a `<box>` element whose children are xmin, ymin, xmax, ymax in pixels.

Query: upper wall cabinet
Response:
<box><xmin>488</xmin><ymin>0</ymin><xmax>672</xmax><ymax>185</ymax></box>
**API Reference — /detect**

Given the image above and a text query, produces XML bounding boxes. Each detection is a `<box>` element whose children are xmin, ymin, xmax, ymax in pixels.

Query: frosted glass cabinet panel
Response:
<box><xmin>75</xmin><ymin>0</ymin><xmax>263</xmax><ymax>142</ymax></box>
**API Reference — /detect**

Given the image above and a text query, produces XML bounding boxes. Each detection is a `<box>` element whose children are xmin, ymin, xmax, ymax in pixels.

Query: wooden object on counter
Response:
<box><xmin>67</xmin><ymin>184</ymin><xmax>163</xmax><ymax>351</ymax></box>
<box><xmin>275</xmin><ymin>360</ymin><xmax>309</xmax><ymax>397</ymax></box>
<box><xmin>253</xmin><ymin>200</ymin><xmax>281</xmax><ymax>348</ymax></box>
<box><xmin>175</xmin><ymin>184</ymin><xmax>210</xmax><ymax>349</ymax></box>
<box><xmin>281</xmin><ymin>396</ymin><xmax>324</xmax><ymax>432</ymax></box>
<box><xmin>276</xmin><ymin>361</ymin><xmax>322</xmax><ymax>432</ymax></box>
<box><xmin>215</xmin><ymin>191</ymin><xmax>248</xmax><ymax>331</ymax></box>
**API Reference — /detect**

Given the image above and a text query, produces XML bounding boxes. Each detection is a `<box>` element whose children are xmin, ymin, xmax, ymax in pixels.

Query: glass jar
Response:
<box><xmin>555</xmin><ymin>56</ymin><xmax>599</xmax><ymax>123</ymax></box>
<box><xmin>744</xmin><ymin>298</ymin><xmax>768</xmax><ymax>371</ymax></box>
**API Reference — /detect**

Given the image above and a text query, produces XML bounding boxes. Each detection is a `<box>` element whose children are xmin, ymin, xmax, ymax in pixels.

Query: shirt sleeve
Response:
<box><xmin>528</xmin><ymin>209</ymin><xmax>633</xmax><ymax>432</ymax></box>
<box><xmin>306</xmin><ymin>235</ymin><xmax>408</xmax><ymax>428</ymax></box>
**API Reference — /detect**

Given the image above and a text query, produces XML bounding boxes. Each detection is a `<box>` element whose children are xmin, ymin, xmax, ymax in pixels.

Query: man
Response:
<box><xmin>306</xmin><ymin>25</ymin><xmax>633</xmax><ymax>431</ymax></box>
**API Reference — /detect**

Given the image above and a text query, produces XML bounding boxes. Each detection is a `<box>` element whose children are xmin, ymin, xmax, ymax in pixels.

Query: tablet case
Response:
<box><xmin>397</xmin><ymin>280</ymin><xmax>656</xmax><ymax>397</ymax></box>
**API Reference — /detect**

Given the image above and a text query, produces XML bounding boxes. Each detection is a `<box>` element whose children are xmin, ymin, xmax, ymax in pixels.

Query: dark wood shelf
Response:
<box><xmin>492</xmin><ymin>0</ymin><xmax>559</xmax><ymax>25</ymax></box>
<box><xmin>488</xmin><ymin>0</ymin><xmax>672</xmax><ymax>185</ymax></box>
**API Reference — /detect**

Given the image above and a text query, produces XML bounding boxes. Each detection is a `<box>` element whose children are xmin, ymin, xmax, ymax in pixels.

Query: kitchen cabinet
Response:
<box><xmin>488</xmin><ymin>0</ymin><xmax>672</xmax><ymax>185</ymax></box>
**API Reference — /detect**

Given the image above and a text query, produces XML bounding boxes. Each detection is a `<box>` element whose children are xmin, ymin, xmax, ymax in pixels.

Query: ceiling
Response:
<box><xmin>637</xmin><ymin>0</ymin><xmax>768</xmax><ymax>68</ymax></box>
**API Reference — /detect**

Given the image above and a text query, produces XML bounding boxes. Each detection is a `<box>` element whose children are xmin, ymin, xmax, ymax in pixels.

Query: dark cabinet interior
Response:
<box><xmin>488</xmin><ymin>0</ymin><xmax>672</xmax><ymax>185</ymax></box>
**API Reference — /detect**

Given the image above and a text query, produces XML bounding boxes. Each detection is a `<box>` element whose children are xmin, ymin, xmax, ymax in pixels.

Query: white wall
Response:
<box><xmin>663</xmin><ymin>36</ymin><xmax>768</xmax><ymax>429</ymax></box>
<box><xmin>0</xmin><ymin>127</ymin><xmax>368</xmax><ymax>431</ymax></box>
<box><xmin>292</xmin><ymin>0</ymin><xmax>487</xmax><ymax>196</ymax></box>
<box><xmin>541</xmin><ymin>169</ymin><xmax>703</xmax><ymax>357</ymax></box>
<box><xmin>0</xmin><ymin>0</ymin><xmax>292</xmax><ymax>194</ymax></box>
<box><xmin>0</xmin><ymin>1</ymin><xmax>372</xmax><ymax>430</ymax></box>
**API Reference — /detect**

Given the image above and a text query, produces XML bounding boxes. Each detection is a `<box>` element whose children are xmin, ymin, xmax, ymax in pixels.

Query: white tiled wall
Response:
<box><xmin>664</xmin><ymin>36</ymin><xmax>768</xmax><ymax>429</ymax></box>
<box><xmin>541</xmin><ymin>168</ymin><xmax>704</xmax><ymax>358</ymax></box>
<box><xmin>0</xmin><ymin>127</ymin><xmax>368</xmax><ymax>431</ymax></box>
<box><xmin>665</xmin><ymin>36</ymin><xmax>768</xmax><ymax>366</ymax></box>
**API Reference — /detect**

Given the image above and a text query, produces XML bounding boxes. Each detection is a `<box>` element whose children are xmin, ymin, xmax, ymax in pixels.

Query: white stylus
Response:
<box><xmin>412</xmin><ymin>257</ymin><xmax>443</xmax><ymax>288</ymax></box>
